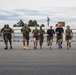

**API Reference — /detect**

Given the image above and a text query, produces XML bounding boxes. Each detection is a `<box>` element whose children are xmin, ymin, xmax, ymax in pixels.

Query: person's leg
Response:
<box><xmin>69</xmin><ymin>36</ymin><xmax>72</xmax><ymax>48</ymax></box>
<box><xmin>59</xmin><ymin>39</ymin><xmax>62</xmax><ymax>48</ymax></box>
<box><xmin>49</xmin><ymin>39</ymin><xmax>52</xmax><ymax>49</ymax></box>
<box><xmin>8</xmin><ymin>36</ymin><xmax>12</xmax><ymax>49</ymax></box>
<box><xmin>61</xmin><ymin>35</ymin><xmax>63</xmax><ymax>45</ymax></box>
<box><xmin>69</xmin><ymin>40</ymin><xmax>71</xmax><ymax>47</ymax></box>
<box><xmin>40</xmin><ymin>37</ymin><xmax>43</xmax><ymax>49</ymax></box>
<box><xmin>67</xmin><ymin>40</ymin><xmax>69</xmax><ymax>49</ymax></box>
<box><xmin>23</xmin><ymin>39</ymin><xmax>25</xmax><ymax>47</ymax></box>
<box><xmin>3</xmin><ymin>36</ymin><xmax>7</xmax><ymax>47</ymax></box>
<box><xmin>27</xmin><ymin>40</ymin><xmax>29</xmax><ymax>46</ymax></box>
<box><xmin>36</xmin><ymin>37</ymin><xmax>38</xmax><ymax>49</ymax></box>
<box><xmin>26</xmin><ymin>36</ymin><xmax>29</xmax><ymax>46</ymax></box>
<box><xmin>41</xmin><ymin>40</ymin><xmax>43</xmax><ymax>49</ymax></box>
<box><xmin>9</xmin><ymin>39</ymin><xmax>12</xmax><ymax>49</ymax></box>
<box><xmin>25</xmin><ymin>39</ymin><xmax>29</xmax><ymax>49</ymax></box>
<box><xmin>39</xmin><ymin>38</ymin><xmax>41</xmax><ymax>49</ymax></box>
<box><xmin>3</xmin><ymin>35</ymin><xmax>6</xmax><ymax>44</ymax></box>
<box><xmin>4</xmin><ymin>36</ymin><xmax>8</xmax><ymax>50</ymax></box>
<box><xmin>24</xmin><ymin>38</ymin><xmax>28</xmax><ymax>50</ymax></box>
<box><xmin>47</xmin><ymin>36</ymin><xmax>49</xmax><ymax>46</ymax></box>
<box><xmin>23</xmin><ymin>38</ymin><xmax>26</xmax><ymax>49</ymax></box>
<box><xmin>34</xmin><ymin>38</ymin><xmax>36</xmax><ymax>49</ymax></box>
<box><xmin>57</xmin><ymin>36</ymin><xmax>61</xmax><ymax>49</ymax></box>
<box><xmin>59</xmin><ymin>35</ymin><xmax>63</xmax><ymax>48</ymax></box>
<box><xmin>58</xmin><ymin>35</ymin><xmax>62</xmax><ymax>49</ymax></box>
<box><xmin>56</xmin><ymin>35</ymin><xmax>58</xmax><ymax>44</ymax></box>
<box><xmin>66</xmin><ymin>36</ymin><xmax>69</xmax><ymax>49</ymax></box>
<box><xmin>58</xmin><ymin>39</ymin><xmax>60</xmax><ymax>49</ymax></box>
<box><xmin>61</xmin><ymin>40</ymin><xmax>63</xmax><ymax>45</ymax></box>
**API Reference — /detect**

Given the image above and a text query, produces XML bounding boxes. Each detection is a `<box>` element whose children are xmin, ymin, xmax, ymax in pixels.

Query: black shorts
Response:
<box><xmin>3</xmin><ymin>35</ymin><xmax>12</xmax><ymax>41</ymax></box>
<box><xmin>33</xmin><ymin>35</ymin><xmax>39</xmax><ymax>40</ymax></box>
<box><xmin>47</xmin><ymin>36</ymin><xmax>53</xmax><ymax>41</ymax></box>
<box><xmin>39</xmin><ymin>36</ymin><xmax>44</xmax><ymax>42</ymax></box>
<box><xmin>57</xmin><ymin>35</ymin><xmax>63</xmax><ymax>40</ymax></box>
<box><xmin>65</xmin><ymin>36</ymin><xmax>72</xmax><ymax>40</ymax></box>
<box><xmin>23</xmin><ymin>36</ymin><xmax>29</xmax><ymax>40</ymax></box>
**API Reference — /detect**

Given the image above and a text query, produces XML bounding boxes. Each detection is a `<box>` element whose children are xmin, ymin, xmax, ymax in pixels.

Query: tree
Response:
<box><xmin>28</xmin><ymin>20</ymin><xmax>34</xmax><ymax>27</ymax></box>
<box><xmin>17</xmin><ymin>20</ymin><xmax>24</xmax><ymax>27</ymax></box>
<box><xmin>13</xmin><ymin>19</ymin><xmax>40</xmax><ymax>27</ymax></box>
<box><xmin>28</xmin><ymin>20</ymin><xmax>39</xmax><ymax>27</ymax></box>
<box><xmin>13</xmin><ymin>20</ymin><xmax>24</xmax><ymax>27</ymax></box>
<box><xmin>13</xmin><ymin>24</ymin><xmax>17</xmax><ymax>27</ymax></box>
<box><xmin>41</xmin><ymin>24</ymin><xmax>45</xmax><ymax>27</ymax></box>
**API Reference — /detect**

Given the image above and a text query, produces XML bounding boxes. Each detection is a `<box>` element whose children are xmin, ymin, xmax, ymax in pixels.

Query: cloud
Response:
<box><xmin>14</xmin><ymin>9</ymin><xmax>47</xmax><ymax>16</ymax></box>
<box><xmin>0</xmin><ymin>10</ymin><xmax>21</xmax><ymax>21</ymax></box>
<box><xmin>0</xmin><ymin>7</ymin><xmax>76</xmax><ymax>27</ymax></box>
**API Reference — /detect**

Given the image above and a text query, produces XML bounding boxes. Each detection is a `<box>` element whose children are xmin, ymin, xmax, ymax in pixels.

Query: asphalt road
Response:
<box><xmin>0</xmin><ymin>42</ymin><xmax>76</xmax><ymax>75</ymax></box>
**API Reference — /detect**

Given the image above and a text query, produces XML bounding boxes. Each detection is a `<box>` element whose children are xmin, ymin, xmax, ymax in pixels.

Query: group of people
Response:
<box><xmin>1</xmin><ymin>24</ymin><xmax>14</xmax><ymax>49</ymax></box>
<box><xmin>1</xmin><ymin>23</ymin><xmax>73</xmax><ymax>50</ymax></box>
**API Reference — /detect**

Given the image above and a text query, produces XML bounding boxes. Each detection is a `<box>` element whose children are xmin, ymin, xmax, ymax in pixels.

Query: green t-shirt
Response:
<box><xmin>65</xmin><ymin>29</ymin><xmax>72</xmax><ymax>36</ymax></box>
<box><xmin>3</xmin><ymin>28</ymin><xmax>13</xmax><ymax>36</ymax></box>
<box><xmin>21</xmin><ymin>27</ymin><xmax>31</xmax><ymax>36</ymax></box>
<box><xmin>32</xmin><ymin>29</ymin><xmax>39</xmax><ymax>37</ymax></box>
<box><xmin>39</xmin><ymin>29</ymin><xmax>45</xmax><ymax>37</ymax></box>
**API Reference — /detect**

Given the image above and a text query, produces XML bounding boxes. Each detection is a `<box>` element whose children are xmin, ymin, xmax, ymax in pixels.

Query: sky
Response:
<box><xmin>0</xmin><ymin>0</ymin><xmax>76</xmax><ymax>28</ymax></box>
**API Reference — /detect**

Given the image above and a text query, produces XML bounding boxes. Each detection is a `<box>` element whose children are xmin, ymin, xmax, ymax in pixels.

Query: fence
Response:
<box><xmin>0</xmin><ymin>28</ymin><xmax>76</xmax><ymax>42</ymax></box>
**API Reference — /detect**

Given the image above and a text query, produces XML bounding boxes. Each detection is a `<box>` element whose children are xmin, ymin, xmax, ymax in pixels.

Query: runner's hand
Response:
<box><xmin>26</xmin><ymin>30</ymin><xmax>29</xmax><ymax>32</ymax></box>
<box><xmin>56</xmin><ymin>32</ymin><xmax>59</xmax><ymax>34</ymax></box>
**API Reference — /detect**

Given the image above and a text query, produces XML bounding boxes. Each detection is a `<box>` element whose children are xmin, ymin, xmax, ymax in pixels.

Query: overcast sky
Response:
<box><xmin>0</xmin><ymin>0</ymin><xmax>76</xmax><ymax>28</ymax></box>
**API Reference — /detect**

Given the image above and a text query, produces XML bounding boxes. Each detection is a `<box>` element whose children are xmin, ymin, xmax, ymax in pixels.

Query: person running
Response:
<box><xmin>39</xmin><ymin>26</ymin><xmax>45</xmax><ymax>49</ymax></box>
<box><xmin>21</xmin><ymin>23</ymin><xmax>31</xmax><ymax>50</ymax></box>
<box><xmin>32</xmin><ymin>26</ymin><xmax>39</xmax><ymax>49</ymax></box>
<box><xmin>55</xmin><ymin>24</ymin><xmax>64</xmax><ymax>49</ymax></box>
<box><xmin>65</xmin><ymin>25</ymin><xmax>73</xmax><ymax>49</ymax></box>
<box><xmin>2</xmin><ymin>24</ymin><xmax>14</xmax><ymax>50</ymax></box>
<box><xmin>47</xmin><ymin>26</ymin><xmax>55</xmax><ymax>49</ymax></box>
<box><xmin>1</xmin><ymin>25</ymin><xmax>7</xmax><ymax>46</ymax></box>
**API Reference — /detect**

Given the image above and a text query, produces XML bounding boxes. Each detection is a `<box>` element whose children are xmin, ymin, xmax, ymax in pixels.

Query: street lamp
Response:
<box><xmin>47</xmin><ymin>17</ymin><xmax>50</xmax><ymax>27</ymax></box>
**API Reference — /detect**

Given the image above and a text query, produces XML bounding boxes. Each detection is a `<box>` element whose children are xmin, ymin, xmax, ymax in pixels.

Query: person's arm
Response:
<box><xmin>26</xmin><ymin>27</ymin><xmax>31</xmax><ymax>33</ymax></box>
<box><xmin>26</xmin><ymin>27</ymin><xmax>30</xmax><ymax>32</ymax></box>
<box><xmin>47</xmin><ymin>30</ymin><xmax>49</xmax><ymax>36</ymax></box>
<box><xmin>55</xmin><ymin>28</ymin><xmax>58</xmax><ymax>34</ymax></box>
<box><xmin>29</xmin><ymin>28</ymin><xmax>31</xmax><ymax>32</ymax></box>
<box><xmin>3</xmin><ymin>31</ymin><xmax>8</xmax><ymax>34</ymax></box>
<box><xmin>11</xmin><ymin>28</ymin><xmax>14</xmax><ymax>33</ymax></box>
<box><xmin>71</xmin><ymin>29</ymin><xmax>73</xmax><ymax>37</ymax></box>
<box><xmin>64</xmin><ymin>30</ymin><xmax>67</xmax><ymax>35</ymax></box>
<box><xmin>42</xmin><ymin>30</ymin><xmax>45</xmax><ymax>34</ymax></box>
<box><xmin>37</xmin><ymin>30</ymin><xmax>40</xmax><ymax>35</ymax></box>
<box><xmin>32</xmin><ymin>30</ymin><xmax>34</xmax><ymax>35</ymax></box>
<box><xmin>62</xmin><ymin>28</ymin><xmax>64</xmax><ymax>34</ymax></box>
<box><xmin>21</xmin><ymin>28</ymin><xmax>24</xmax><ymax>34</ymax></box>
<box><xmin>1</xmin><ymin>28</ymin><xmax>4</xmax><ymax>33</ymax></box>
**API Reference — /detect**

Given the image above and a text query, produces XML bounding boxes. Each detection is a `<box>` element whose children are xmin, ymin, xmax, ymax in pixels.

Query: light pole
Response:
<box><xmin>47</xmin><ymin>17</ymin><xmax>50</xmax><ymax>27</ymax></box>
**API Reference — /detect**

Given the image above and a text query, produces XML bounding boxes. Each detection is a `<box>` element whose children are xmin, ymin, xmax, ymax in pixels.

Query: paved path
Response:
<box><xmin>0</xmin><ymin>42</ymin><xmax>76</xmax><ymax>75</ymax></box>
